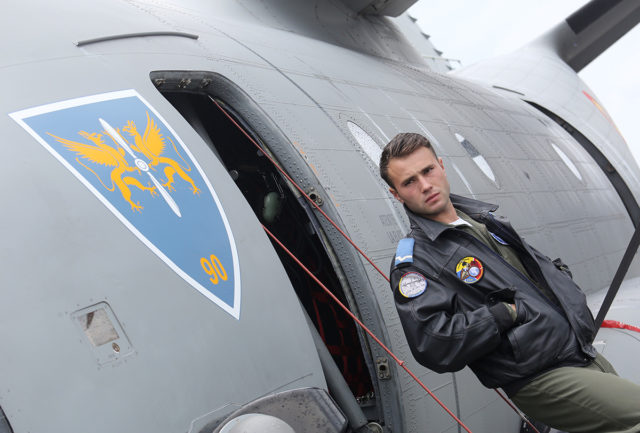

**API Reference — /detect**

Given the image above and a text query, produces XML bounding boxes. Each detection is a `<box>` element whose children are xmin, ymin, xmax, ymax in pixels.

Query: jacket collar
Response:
<box><xmin>406</xmin><ymin>194</ymin><xmax>499</xmax><ymax>241</ymax></box>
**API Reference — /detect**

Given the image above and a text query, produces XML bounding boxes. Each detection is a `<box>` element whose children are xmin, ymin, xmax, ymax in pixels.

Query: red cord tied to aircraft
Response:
<box><xmin>215</xmin><ymin>100</ymin><xmax>543</xmax><ymax>433</ymax></box>
<box><xmin>601</xmin><ymin>319</ymin><xmax>640</xmax><ymax>333</ymax></box>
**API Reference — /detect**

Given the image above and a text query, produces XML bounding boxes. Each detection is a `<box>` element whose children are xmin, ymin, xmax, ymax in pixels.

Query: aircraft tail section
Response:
<box><xmin>533</xmin><ymin>0</ymin><xmax>640</xmax><ymax>71</ymax></box>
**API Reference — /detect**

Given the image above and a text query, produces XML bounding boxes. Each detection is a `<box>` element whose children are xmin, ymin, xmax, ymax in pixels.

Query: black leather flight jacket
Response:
<box><xmin>390</xmin><ymin>194</ymin><xmax>598</xmax><ymax>396</ymax></box>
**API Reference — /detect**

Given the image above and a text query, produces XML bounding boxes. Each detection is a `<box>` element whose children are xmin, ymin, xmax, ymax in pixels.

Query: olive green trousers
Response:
<box><xmin>511</xmin><ymin>354</ymin><xmax>640</xmax><ymax>433</ymax></box>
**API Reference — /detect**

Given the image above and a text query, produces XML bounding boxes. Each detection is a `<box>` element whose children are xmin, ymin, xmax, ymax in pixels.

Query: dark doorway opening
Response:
<box><xmin>157</xmin><ymin>88</ymin><xmax>375</xmax><ymax>401</ymax></box>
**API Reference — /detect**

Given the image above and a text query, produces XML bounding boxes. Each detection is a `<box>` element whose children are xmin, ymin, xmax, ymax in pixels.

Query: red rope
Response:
<box><xmin>213</xmin><ymin>99</ymin><xmax>390</xmax><ymax>283</ymax></box>
<box><xmin>494</xmin><ymin>390</ymin><xmax>541</xmax><ymax>433</ymax></box>
<box><xmin>214</xmin><ymin>99</ymin><xmax>538</xmax><ymax>432</ymax></box>
<box><xmin>601</xmin><ymin>319</ymin><xmax>640</xmax><ymax>333</ymax></box>
<box><xmin>262</xmin><ymin>225</ymin><xmax>474</xmax><ymax>433</ymax></box>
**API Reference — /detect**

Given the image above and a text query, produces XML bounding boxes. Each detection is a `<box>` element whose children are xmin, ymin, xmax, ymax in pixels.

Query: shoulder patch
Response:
<box><xmin>399</xmin><ymin>272</ymin><xmax>427</xmax><ymax>298</ymax></box>
<box><xmin>395</xmin><ymin>238</ymin><xmax>415</xmax><ymax>267</ymax></box>
<box><xmin>456</xmin><ymin>257</ymin><xmax>484</xmax><ymax>284</ymax></box>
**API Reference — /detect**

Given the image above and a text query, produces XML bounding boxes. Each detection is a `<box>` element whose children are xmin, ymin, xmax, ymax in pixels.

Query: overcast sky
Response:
<box><xmin>407</xmin><ymin>0</ymin><xmax>640</xmax><ymax>164</ymax></box>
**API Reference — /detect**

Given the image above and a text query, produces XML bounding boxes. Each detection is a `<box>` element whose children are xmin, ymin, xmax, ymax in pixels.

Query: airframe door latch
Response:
<box><xmin>376</xmin><ymin>357</ymin><xmax>391</xmax><ymax>380</ymax></box>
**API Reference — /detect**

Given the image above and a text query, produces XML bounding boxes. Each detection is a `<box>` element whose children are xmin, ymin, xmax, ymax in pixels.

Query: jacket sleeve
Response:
<box><xmin>529</xmin><ymin>243</ymin><xmax>574</xmax><ymax>279</ymax></box>
<box><xmin>391</xmin><ymin>266</ymin><xmax>514</xmax><ymax>373</ymax></box>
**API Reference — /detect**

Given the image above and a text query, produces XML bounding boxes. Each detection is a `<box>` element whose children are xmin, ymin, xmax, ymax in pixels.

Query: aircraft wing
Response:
<box><xmin>339</xmin><ymin>0</ymin><xmax>418</xmax><ymax>17</ymax></box>
<box><xmin>532</xmin><ymin>0</ymin><xmax>640</xmax><ymax>72</ymax></box>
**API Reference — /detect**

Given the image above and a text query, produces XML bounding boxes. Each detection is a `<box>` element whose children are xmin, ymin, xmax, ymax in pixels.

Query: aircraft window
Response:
<box><xmin>454</xmin><ymin>132</ymin><xmax>497</xmax><ymax>184</ymax></box>
<box><xmin>347</xmin><ymin>121</ymin><xmax>381</xmax><ymax>167</ymax></box>
<box><xmin>551</xmin><ymin>142</ymin><xmax>583</xmax><ymax>181</ymax></box>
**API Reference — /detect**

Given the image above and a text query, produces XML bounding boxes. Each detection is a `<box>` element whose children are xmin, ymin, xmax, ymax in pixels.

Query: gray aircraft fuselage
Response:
<box><xmin>1</xmin><ymin>1</ymin><xmax>639</xmax><ymax>432</ymax></box>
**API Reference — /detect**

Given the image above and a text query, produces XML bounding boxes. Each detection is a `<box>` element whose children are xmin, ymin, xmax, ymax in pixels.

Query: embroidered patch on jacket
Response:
<box><xmin>398</xmin><ymin>272</ymin><xmax>427</xmax><ymax>298</ymax></box>
<box><xmin>456</xmin><ymin>257</ymin><xmax>484</xmax><ymax>284</ymax></box>
<box><xmin>490</xmin><ymin>232</ymin><xmax>509</xmax><ymax>245</ymax></box>
<box><xmin>394</xmin><ymin>238</ymin><xmax>415</xmax><ymax>267</ymax></box>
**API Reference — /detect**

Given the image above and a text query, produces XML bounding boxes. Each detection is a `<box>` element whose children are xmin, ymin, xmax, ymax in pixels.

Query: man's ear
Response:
<box><xmin>438</xmin><ymin>156</ymin><xmax>448</xmax><ymax>179</ymax></box>
<box><xmin>389</xmin><ymin>187</ymin><xmax>403</xmax><ymax>204</ymax></box>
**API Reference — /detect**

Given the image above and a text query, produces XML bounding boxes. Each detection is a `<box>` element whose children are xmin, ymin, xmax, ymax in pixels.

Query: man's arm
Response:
<box><xmin>392</xmin><ymin>267</ymin><xmax>516</xmax><ymax>372</ymax></box>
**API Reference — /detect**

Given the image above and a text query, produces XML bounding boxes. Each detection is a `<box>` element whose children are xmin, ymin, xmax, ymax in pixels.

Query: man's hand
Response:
<box><xmin>503</xmin><ymin>302</ymin><xmax>517</xmax><ymax>321</ymax></box>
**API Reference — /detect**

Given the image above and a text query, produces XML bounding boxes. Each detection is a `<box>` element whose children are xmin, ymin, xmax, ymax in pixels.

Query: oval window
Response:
<box><xmin>348</xmin><ymin>121</ymin><xmax>381</xmax><ymax>167</ymax></box>
<box><xmin>551</xmin><ymin>142</ymin><xmax>582</xmax><ymax>181</ymax></box>
<box><xmin>454</xmin><ymin>133</ymin><xmax>497</xmax><ymax>184</ymax></box>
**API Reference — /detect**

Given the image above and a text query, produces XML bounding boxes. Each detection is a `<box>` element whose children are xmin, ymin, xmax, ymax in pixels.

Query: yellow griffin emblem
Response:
<box><xmin>47</xmin><ymin>112</ymin><xmax>199</xmax><ymax>213</ymax></box>
<box><xmin>123</xmin><ymin>112</ymin><xmax>200</xmax><ymax>195</ymax></box>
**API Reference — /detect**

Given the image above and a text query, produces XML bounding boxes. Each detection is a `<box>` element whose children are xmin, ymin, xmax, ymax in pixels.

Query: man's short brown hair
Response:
<box><xmin>380</xmin><ymin>133</ymin><xmax>437</xmax><ymax>187</ymax></box>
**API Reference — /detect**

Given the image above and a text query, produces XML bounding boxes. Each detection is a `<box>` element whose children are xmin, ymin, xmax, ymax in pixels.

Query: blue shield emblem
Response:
<box><xmin>10</xmin><ymin>90</ymin><xmax>241</xmax><ymax>319</ymax></box>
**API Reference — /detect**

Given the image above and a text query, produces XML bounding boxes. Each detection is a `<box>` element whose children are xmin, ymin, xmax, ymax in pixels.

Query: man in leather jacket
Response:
<box><xmin>380</xmin><ymin>133</ymin><xmax>640</xmax><ymax>433</ymax></box>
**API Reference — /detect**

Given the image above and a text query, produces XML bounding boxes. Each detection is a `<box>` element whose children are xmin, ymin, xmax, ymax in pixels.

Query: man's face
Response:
<box><xmin>387</xmin><ymin>146</ymin><xmax>454</xmax><ymax>223</ymax></box>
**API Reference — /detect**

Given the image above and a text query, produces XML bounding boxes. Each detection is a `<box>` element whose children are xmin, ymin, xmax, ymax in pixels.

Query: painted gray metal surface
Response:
<box><xmin>339</xmin><ymin>0</ymin><xmax>419</xmax><ymax>17</ymax></box>
<box><xmin>1</xmin><ymin>85</ymin><xmax>324</xmax><ymax>433</ymax></box>
<box><xmin>0</xmin><ymin>1</ymin><xmax>638</xmax><ymax>433</ymax></box>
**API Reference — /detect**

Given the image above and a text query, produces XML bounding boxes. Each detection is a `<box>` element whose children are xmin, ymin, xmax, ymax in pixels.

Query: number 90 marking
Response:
<box><xmin>200</xmin><ymin>254</ymin><xmax>228</xmax><ymax>285</ymax></box>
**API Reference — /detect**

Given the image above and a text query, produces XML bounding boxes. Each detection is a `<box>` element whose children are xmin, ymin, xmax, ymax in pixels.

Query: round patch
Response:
<box><xmin>399</xmin><ymin>272</ymin><xmax>427</xmax><ymax>298</ymax></box>
<box><xmin>456</xmin><ymin>257</ymin><xmax>484</xmax><ymax>284</ymax></box>
<box><xmin>490</xmin><ymin>232</ymin><xmax>508</xmax><ymax>245</ymax></box>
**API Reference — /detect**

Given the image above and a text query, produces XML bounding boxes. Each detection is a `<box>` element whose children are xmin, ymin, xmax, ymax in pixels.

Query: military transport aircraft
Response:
<box><xmin>1</xmin><ymin>0</ymin><xmax>639</xmax><ymax>432</ymax></box>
